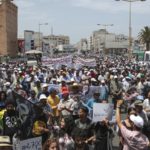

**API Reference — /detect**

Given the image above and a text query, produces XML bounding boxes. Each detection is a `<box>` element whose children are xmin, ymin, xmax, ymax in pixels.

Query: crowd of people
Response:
<box><xmin>0</xmin><ymin>56</ymin><xmax>150</xmax><ymax>150</ymax></box>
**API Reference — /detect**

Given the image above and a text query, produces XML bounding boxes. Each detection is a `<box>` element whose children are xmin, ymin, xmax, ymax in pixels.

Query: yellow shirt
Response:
<box><xmin>47</xmin><ymin>95</ymin><xmax>60</xmax><ymax>116</ymax></box>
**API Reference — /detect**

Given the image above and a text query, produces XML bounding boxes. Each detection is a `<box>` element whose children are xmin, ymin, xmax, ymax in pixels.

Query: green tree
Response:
<box><xmin>138</xmin><ymin>26</ymin><xmax>150</xmax><ymax>51</ymax></box>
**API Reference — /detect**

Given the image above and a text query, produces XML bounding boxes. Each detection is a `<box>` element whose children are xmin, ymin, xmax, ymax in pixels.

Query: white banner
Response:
<box><xmin>13</xmin><ymin>137</ymin><xmax>42</xmax><ymax>150</ymax></box>
<box><xmin>74</xmin><ymin>57</ymin><xmax>96</xmax><ymax>67</ymax></box>
<box><xmin>93</xmin><ymin>103</ymin><xmax>114</xmax><ymax>122</ymax></box>
<box><xmin>42</xmin><ymin>55</ymin><xmax>72</xmax><ymax>67</ymax></box>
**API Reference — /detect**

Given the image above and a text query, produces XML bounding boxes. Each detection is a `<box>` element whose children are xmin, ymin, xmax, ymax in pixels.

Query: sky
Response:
<box><xmin>13</xmin><ymin>0</ymin><xmax>150</xmax><ymax>44</ymax></box>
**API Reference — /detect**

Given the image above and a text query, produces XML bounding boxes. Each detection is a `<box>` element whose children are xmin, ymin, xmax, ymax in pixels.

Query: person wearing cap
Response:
<box><xmin>0</xmin><ymin>136</ymin><xmax>12</xmax><ymax>150</ymax></box>
<box><xmin>91</xmin><ymin>78</ymin><xmax>98</xmax><ymax>86</ymax></box>
<box><xmin>122</xmin><ymin>77</ymin><xmax>131</xmax><ymax>93</ymax></box>
<box><xmin>58</xmin><ymin>91</ymin><xmax>75</xmax><ymax>116</ymax></box>
<box><xmin>133</xmin><ymin>100</ymin><xmax>148</xmax><ymax>125</ymax></box>
<box><xmin>110</xmin><ymin>75</ymin><xmax>123</xmax><ymax>109</ymax></box>
<box><xmin>99</xmin><ymin>80</ymin><xmax>109</xmax><ymax>102</ymax></box>
<box><xmin>118</xmin><ymin>107</ymin><xmax>137</xmax><ymax>150</ymax></box>
<box><xmin>50</xmin><ymin>78</ymin><xmax>57</xmax><ymax>85</ymax></box>
<box><xmin>74</xmin><ymin>71</ymin><xmax>81</xmax><ymax>83</ymax></box>
<box><xmin>143</xmin><ymin>90</ymin><xmax>150</xmax><ymax>115</ymax></box>
<box><xmin>28</xmin><ymin>90</ymin><xmax>38</xmax><ymax>104</ymax></box>
<box><xmin>38</xmin><ymin>94</ymin><xmax>52</xmax><ymax>117</ymax></box>
<box><xmin>38</xmin><ymin>83</ymin><xmax>49</xmax><ymax>98</ymax></box>
<box><xmin>116</xmin><ymin>100</ymin><xmax>149</xmax><ymax>150</ymax></box>
<box><xmin>4</xmin><ymin>82</ymin><xmax>13</xmax><ymax>101</ymax></box>
<box><xmin>60</xmin><ymin>80</ymin><xmax>69</xmax><ymax>97</ymax></box>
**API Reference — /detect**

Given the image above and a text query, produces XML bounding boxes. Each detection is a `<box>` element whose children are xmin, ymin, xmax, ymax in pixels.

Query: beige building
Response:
<box><xmin>0</xmin><ymin>0</ymin><xmax>18</xmax><ymax>56</ymax></box>
<box><xmin>43</xmin><ymin>35</ymin><xmax>70</xmax><ymax>48</ymax></box>
<box><xmin>90</xmin><ymin>29</ymin><xmax>129</xmax><ymax>55</ymax></box>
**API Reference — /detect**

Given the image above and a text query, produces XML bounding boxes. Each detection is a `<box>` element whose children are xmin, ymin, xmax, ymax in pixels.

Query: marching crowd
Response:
<box><xmin>0</xmin><ymin>56</ymin><xmax>150</xmax><ymax>150</ymax></box>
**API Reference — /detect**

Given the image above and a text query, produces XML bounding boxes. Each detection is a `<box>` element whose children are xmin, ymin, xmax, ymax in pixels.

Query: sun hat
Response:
<box><xmin>91</xmin><ymin>78</ymin><xmax>97</xmax><ymax>82</ymax></box>
<box><xmin>130</xmin><ymin>115</ymin><xmax>144</xmax><ymax>128</ymax></box>
<box><xmin>0</xmin><ymin>136</ymin><xmax>12</xmax><ymax>147</ymax></box>
<box><xmin>134</xmin><ymin>100</ymin><xmax>143</xmax><ymax>106</ymax></box>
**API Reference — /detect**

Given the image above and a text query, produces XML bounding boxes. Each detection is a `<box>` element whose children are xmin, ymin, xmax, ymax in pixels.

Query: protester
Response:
<box><xmin>0</xmin><ymin>91</ymin><xmax>7</xmax><ymax>109</ymax></box>
<box><xmin>91</xmin><ymin>118</ymin><xmax>114</xmax><ymax>150</ymax></box>
<box><xmin>116</xmin><ymin>99</ymin><xmax>149</xmax><ymax>150</ymax></box>
<box><xmin>58</xmin><ymin>91</ymin><xmax>74</xmax><ymax>116</ymax></box>
<box><xmin>0</xmin><ymin>55</ymin><xmax>150</xmax><ymax>150</ymax></box>
<box><xmin>47</xmin><ymin>88</ymin><xmax>60</xmax><ymax>118</ymax></box>
<box><xmin>58</xmin><ymin>116</ymin><xmax>75</xmax><ymax>150</ymax></box>
<box><xmin>110</xmin><ymin>76</ymin><xmax>123</xmax><ymax>109</ymax></box>
<box><xmin>99</xmin><ymin>80</ymin><xmax>109</xmax><ymax>102</ymax></box>
<box><xmin>43</xmin><ymin>138</ymin><xmax>59</xmax><ymax>150</ymax></box>
<box><xmin>3</xmin><ymin>101</ymin><xmax>18</xmax><ymax>143</ymax></box>
<box><xmin>118</xmin><ymin>107</ymin><xmax>136</xmax><ymax>150</ymax></box>
<box><xmin>32</xmin><ymin>105</ymin><xmax>49</xmax><ymax>144</ymax></box>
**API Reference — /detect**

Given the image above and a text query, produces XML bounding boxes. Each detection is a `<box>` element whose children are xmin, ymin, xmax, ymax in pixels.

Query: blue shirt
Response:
<box><xmin>86</xmin><ymin>98</ymin><xmax>97</xmax><ymax>110</ymax></box>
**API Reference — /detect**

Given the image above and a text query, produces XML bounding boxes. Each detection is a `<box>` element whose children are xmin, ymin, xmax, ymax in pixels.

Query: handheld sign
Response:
<box><xmin>93</xmin><ymin>103</ymin><xmax>114</xmax><ymax>122</ymax></box>
<box><xmin>13</xmin><ymin>137</ymin><xmax>42</xmax><ymax>150</ymax></box>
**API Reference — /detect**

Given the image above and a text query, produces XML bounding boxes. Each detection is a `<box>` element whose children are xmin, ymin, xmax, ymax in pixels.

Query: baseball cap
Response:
<box><xmin>42</xmin><ymin>83</ymin><xmax>48</xmax><ymax>88</ymax></box>
<box><xmin>4</xmin><ymin>82</ymin><xmax>11</xmax><ymax>86</ymax></box>
<box><xmin>39</xmin><ymin>94</ymin><xmax>47</xmax><ymax>101</ymax></box>
<box><xmin>130</xmin><ymin>115</ymin><xmax>144</xmax><ymax>128</ymax></box>
<box><xmin>101</xmin><ymin>80</ymin><xmax>105</xmax><ymax>83</ymax></box>
<box><xmin>114</xmin><ymin>75</ymin><xmax>118</xmax><ymax>79</ymax></box>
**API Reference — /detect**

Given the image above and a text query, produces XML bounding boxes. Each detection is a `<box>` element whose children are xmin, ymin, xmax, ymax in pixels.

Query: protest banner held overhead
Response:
<box><xmin>93</xmin><ymin>103</ymin><xmax>114</xmax><ymax>122</ymax></box>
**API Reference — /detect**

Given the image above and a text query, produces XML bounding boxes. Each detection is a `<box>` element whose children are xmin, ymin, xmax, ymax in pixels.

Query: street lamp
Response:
<box><xmin>115</xmin><ymin>0</ymin><xmax>146</xmax><ymax>59</ymax></box>
<box><xmin>38</xmin><ymin>23</ymin><xmax>48</xmax><ymax>51</ymax></box>
<box><xmin>97</xmin><ymin>24</ymin><xmax>113</xmax><ymax>55</ymax></box>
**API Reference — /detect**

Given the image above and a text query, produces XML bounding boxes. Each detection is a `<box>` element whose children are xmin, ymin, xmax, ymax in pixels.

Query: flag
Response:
<box><xmin>12</xmin><ymin>91</ymin><xmax>35</xmax><ymax>139</ymax></box>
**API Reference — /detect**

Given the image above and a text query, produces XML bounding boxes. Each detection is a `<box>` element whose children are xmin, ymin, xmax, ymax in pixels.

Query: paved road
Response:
<box><xmin>112</xmin><ymin>112</ymin><xmax>127</xmax><ymax>150</ymax></box>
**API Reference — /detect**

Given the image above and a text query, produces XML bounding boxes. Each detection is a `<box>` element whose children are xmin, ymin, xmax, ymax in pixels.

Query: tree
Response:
<box><xmin>138</xmin><ymin>26</ymin><xmax>150</xmax><ymax>51</ymax></box>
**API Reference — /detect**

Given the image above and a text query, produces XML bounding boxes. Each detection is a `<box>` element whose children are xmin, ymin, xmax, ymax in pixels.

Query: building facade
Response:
<box><xmin>90</xmin><ymin>29</ymin><xmax>129</xmax><ymax>55</ymax></box>
<box><xmin>75</xmin><ymin>38</ymin><xmax>88</xmax><ymax>52</ymax></box>
<box><xmin>43</xmin><ymin>35</ymin><xmax>70</xmax><ymax>48</ymax></box>
<box><xmin>0</xmin><ymin>0</ymin><xmax>18</xmax><ymax>56</ymax></box>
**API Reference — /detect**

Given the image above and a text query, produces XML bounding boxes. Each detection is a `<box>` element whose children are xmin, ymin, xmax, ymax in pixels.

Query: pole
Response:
<box><xmin>38</xmin><ymin>23</ymin><xmax>48</xmax><ymax>51</ymax></box>
<box><xmin>116</xmin><ymin>0</ymin><xmax>147</xmax><ymax>59</ymax></box>
<box><xmin>129</xmin><ymin>1</ymin><xmax>132</xmax><ymax>59</ymax></box>
<box><xmin>51</xmin><ymin>26</ymin><xmax>53</xmax><ymax>35</ymax></box>
<box><xmin>39</xmin><ymin>24</ymin><xmax>41</xmax><ymax>51</ymax></box>
<box><xmin>104</xmin><ymin>26</ymin><xmax>107</xmax><ymax>56</ymax></box>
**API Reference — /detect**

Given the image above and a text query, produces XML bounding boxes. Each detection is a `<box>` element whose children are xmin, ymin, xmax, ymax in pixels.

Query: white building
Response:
<box><xmin>90</xmin><ymin>29</ymin><xmax>129</xmax><ymax>55</ymax></box>
<box><xmin>75</xmin><ymin>38</ymin><xmax>89</xmax><ymax>53</ymax></box>
<box><xmin>43</xmin><ymin>35</ymin><xmax>70</xmax><ymax>48</ymax></box>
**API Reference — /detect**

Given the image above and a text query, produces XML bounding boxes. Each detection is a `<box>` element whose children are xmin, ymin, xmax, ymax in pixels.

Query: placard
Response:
<box><xmin>13</xmin><ymin>137</ymin><xmax>42</xmax><ymax>150</ymax></box>
<box><xmin>93</xmin><ymin>103</ymin><xmax>114</xmax><ymax>122</ymax></box>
